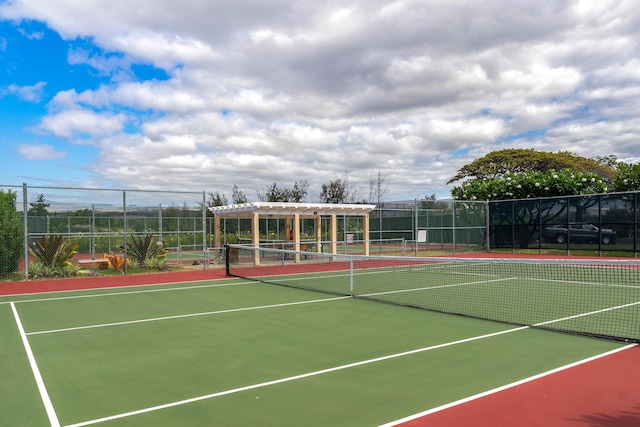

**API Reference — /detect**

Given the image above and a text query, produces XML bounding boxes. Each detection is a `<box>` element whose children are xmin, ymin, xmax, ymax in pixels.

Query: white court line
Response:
<box><xmin>0</xmin><ymin>275</ymin><xmax>249</xmax><ymax>302</ymax></box>
<box><xmin>1</xmin><ymin>280</ymin><xmax>254</xmax><ymax>305</ymax></box>
<box><xmin>378</xmin><ymin>343</ymin><xmax>638</xmax><ymax>427</ymax></box>
<box><xmin>11</xmin><ymin>302</ymin><xmax>61</xmax><ymax>427</ymax></box>
<box><xmin>64</xmin><ymin>326</ymin><xmax>529</xmax><ymax>427</ymax></box>
<box><xmin>535</xmin><ymin>300</ymin><xmax>640</xmax><ymax>327</ymax></box>
<box><xmin>26</xmin><ymin>296</ymin><xmax>351</xmax><ymax>335</ymax></box>
<box><xmin>360</xmin><ymin>277</ymin><xmax>516</xmax><ymax>298</ymax></box>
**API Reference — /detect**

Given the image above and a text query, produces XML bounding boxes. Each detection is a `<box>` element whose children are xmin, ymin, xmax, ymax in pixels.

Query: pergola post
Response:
<box><xmin>293</xmin><ymin>213</ymin><xmax>301</xmax><ymax>263</ymax></box>
<box><xmin>252</xmin><ymin>212</ymin><xmax>260</xmax><ymax>266</ymax></box>
<box><xmin>315</xmin><ymin>215</ymin><xmax>322</xmax><ymax>253</ymax></box>
<box><xmin>284</xmin><ymin>216</ymin><xmax>291</xmax><ymax>243</ymax></box>
<box><xmin>214</xmin><ymin>215</ymin><xmax>221</xmax><ymax>249</ymax></box>
<box><xmin>363</xmin><ymin>214</ymin><xmax>370</xmax><ymax>256</ymax></box>
<box><xmin>330</xmin><ymin>214</ymin><xmax>337</xmax><ymax>255</ymax></box>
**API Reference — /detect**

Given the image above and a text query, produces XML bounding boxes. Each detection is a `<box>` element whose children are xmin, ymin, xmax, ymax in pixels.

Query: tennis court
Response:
<box><xmin>2</xmin><ymin>248</ymin><xmax>639</xmax><ymax>426</ymax></box>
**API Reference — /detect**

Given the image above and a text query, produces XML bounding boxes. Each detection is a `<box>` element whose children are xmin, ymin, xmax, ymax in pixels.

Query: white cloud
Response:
<box><xmin>39</xmin><ymin>107</ymin><xmax>126</xmax><ymax>139</ymax></box>
<box><xmin>17</xmin><ymin>143</ymin><xmax>66</xmax><ymax>160</ymax></box>
<box><xmin>4</xmin><ymin>82</ymin><xmax>46</xmax><ymax>102</ymax></box>
<box><xmin>2</xmin><ymin>0</ymin><xmax>640</xmax><ymax>199</ymax></box>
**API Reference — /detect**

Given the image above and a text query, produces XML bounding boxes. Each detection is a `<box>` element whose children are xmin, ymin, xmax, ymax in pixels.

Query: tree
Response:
<box><xmin>290</xmin><ymin>180</ymin><xmax>309</xmax><ymax>202</ymax></box>
<box><xmin>368</xmin><ymin>170</ymin><xmax>387</xmax><ymax>206</ymax></box>
<box><xmin>595</xmin><ymin>154</ymin><xmax>618</xmax><ymax>167</ymax></box>
<box><xmin>208</xmin><ymin>191</ymin><xmax>227</xmax><ymax>207</ymax></box>
<box><xmin>447</xmin><ymin>149</ymin><xmax>616</xmax><ymax>184</ymax></box>
<box><xmin>449</xmin><ymin>149</ymin><xmax>615</xmax><ymax>249</ymax></box>
<box><xmin>232</xmin><ymin>184</ymin><xmax>248</xmax><ymax>204</ymax></box>
<box><xmin>320</xmin><ymin>179</ymin><xmax>348</xmax><ymax>203</ymax></box>
<box><xmin>27</xmin><ymin>193</ymin><xmax>50</xmax><ymax>217</ymax></box>
<box><xmin>319</xmin><ymin>175</ymin><xmax>362</xmax><ymax>204</ymax></box>
<box><xmin>163</xmin><ymin>203</ymin><xmax>181</xmax><ymax>218</ymax></box>
<box><xmin>420</xmin><ymin>194</ymin><xmax>451</xmax><ymax>210</ymax></box>
<box><xmin>257</xmin><ymin>181</ymin><xmax>308</xmax><ymax>202</ymax></box>
<box><xmin>451</xmin><ymin>169</ymin><xmax>609</xmax><ymax>201</ymax></box>
<box><xmin>0</xmin><ymin>190</ymin><xmax>23</xmax><ymax>278</ymax></box>
<box><xmin>612</xmin><ymin>162</ymin><xmax>640</xmax><ymax>192</ymax></box>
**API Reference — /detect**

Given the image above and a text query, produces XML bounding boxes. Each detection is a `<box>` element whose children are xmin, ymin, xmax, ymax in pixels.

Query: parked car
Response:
<box><xmin>543</xmin><ymin>223</ymin><xmax>617</xmax><ymax>245</ymax></box>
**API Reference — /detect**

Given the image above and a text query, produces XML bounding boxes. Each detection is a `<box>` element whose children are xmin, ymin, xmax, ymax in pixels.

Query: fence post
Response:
<box><xmin>202</xmin><ymin>191</ymin><xmax>207</xmax><ymax>270</ymax></box>
<box><xmin>91</xmin><ymin>204</ymin><xmax>96</xmax><ymax>259</ymax></box>
<box><xmin>123</xmin><ymin>191</ymin><xmax>128</xmax><ymax>274</ymax></box>
<box><xmin>158</xmin><ymin>204</ymin><xmax>163</xmax><ymax>242</ymax></box>
<box><xmin>414</xmin><ymin>200</ymin><xmax>418</xmax><ymax>257</ymax></box>
<box><xmin>22</xmin><ymin>183</ymin><xmax>29</xmax><ymax>280</ymax></box>
<box><xmin>452</xmin><ymin>202</ymin><xmax>456</xmax><ymax>254</ymax></box>
<box><xmin>485</xmin><ymin>201</ymin><xmax>490</xmax><ymax>252</ymax></box>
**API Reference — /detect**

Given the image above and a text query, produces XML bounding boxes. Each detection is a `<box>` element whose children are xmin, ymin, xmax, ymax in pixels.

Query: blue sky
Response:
<box><xmin>1</xmin><ymin>0</ymin><xmax>640</xmax><ymax>201</ymax></box>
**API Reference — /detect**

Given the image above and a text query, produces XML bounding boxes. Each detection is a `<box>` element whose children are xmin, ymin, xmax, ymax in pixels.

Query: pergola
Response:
<box><xmin>208</xmin><ymin>202</ymin><xmax>376</xmax><ymax>265</ymax></box>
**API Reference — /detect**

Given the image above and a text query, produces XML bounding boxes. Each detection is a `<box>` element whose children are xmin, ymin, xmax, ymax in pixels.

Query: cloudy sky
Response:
<box><xmin>1</xmin><ymin>0</ymin><xmax>639</xmax><ymax>202</ymax></box>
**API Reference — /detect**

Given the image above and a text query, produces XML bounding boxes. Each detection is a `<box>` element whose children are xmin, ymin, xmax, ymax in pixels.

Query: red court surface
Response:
<box><xmin>0</xmin><ymin>267</ymin><xmax>227</xmax><ymax>296</ymax></box>
<box><xmin>398</xmin><ymin>345</ymin><xmax>640</xmax><ymax>427</ymax></box>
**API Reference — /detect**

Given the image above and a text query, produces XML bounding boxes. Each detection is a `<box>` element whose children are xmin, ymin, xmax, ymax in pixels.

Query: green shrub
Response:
<box><xmin>144</xmin><ymin>256</ymin><xmax>168</xmax><ymax>271</ymax></box>
<box><xmin>29</xmin><ymin>261</ymin><xmax>80</xmax><ymax>279</ymax></box>
<box><xmin>128</xmin><ymin>234</ymin><xmax>167</xmax><ymax>266</ymax></box>
<box><xmin>29</xmin><ymin>235</ymin><xmax>78</xmax><ymax>268</ymax></box>
<box><xmin>0</xmin><ymin>190</ymin><xmax>23</xmax><ymax>278</ymax></box>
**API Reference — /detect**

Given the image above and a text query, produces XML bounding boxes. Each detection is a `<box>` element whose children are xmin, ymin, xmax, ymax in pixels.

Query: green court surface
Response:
<box><xmin>0</xmin><ymin>277</ymin><xmax>627</xmax><ymax>427</ymax></box>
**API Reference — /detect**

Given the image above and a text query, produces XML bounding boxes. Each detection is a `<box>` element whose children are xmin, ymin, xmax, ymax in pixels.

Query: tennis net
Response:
<box><xmin>226</xmin><ymin>244</ymin><xmax>640</xmax><ymax>342</ymax></box>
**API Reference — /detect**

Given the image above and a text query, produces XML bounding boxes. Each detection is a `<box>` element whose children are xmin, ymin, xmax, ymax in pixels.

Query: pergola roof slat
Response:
<box><xmin>209</xmin><ymin>202</ymin><xmax>376</xmax><ymax>217</ymax></box>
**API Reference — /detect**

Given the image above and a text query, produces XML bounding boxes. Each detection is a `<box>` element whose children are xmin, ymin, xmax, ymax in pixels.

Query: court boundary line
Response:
<box><xmin>63</xmin><ymin>325</ymin><xmax>530</xmax><ymax>427</ymax></box>
<box><xmin>26</xmin><ymin>295</ymin><xmax>352</xmax><ymax>335</ymax></box>
<box><xmin>10</xmin><ymin>302</ymin><xmax>61</xmax><ymax>427</ymax></box>
<box><xmin>378</xmin><ymin>343</ymin><xmax>638</xmax><ymax>427</ymax></box>
<box><xmin>0</xmin><ymin>277</ymin><xmax>236</xmax><ymax>300</ymax></box>
<box><xmin>1</xmin><ymin>280</ymin><xmax>253</xmax><ymax>305</ymax></box>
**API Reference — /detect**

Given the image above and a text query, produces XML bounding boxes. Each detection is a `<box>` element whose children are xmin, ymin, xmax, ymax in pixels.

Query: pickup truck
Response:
<box><xmin>543</xmin><ymin>223</ymin><xmax>617</xmax><ymax>245</ymax></box>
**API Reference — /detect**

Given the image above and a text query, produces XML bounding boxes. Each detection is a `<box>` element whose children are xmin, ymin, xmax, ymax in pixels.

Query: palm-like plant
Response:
<box><xmin>128</xmin><ymin>234</ymin><xmax>167</xmax><ymax>266</ymax></box>
<box><xmin>29</xmin><ymin>235</ymin><xmax>78</xmax><ymax>268</ymax></box>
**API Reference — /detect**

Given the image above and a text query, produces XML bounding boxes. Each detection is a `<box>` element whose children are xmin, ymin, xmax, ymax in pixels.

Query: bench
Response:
<box><xmin>77</xmin><ymin>258</ymin><xmax>110</xmax><ymax>267</ymax></box>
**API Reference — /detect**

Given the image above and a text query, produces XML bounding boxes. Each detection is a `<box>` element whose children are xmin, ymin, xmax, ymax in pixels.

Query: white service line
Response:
<box><xmin>64</xmin><ymin>325</ymin><xmax>530</xmax><ymax>427</ymax></box>
<box><xmin>11</xmin><ymin>302</ymin><xmax>61</xmax><ymax>427</ymax></box>
<box><xmin>360</xmin><ymin>277</ymin><xmax>516</xmax><ymax>298</ymax></box>
<box><xmin>534</xmin><ymin>300</ymin><xmax>640</xmax><ymax>327</ymax></box>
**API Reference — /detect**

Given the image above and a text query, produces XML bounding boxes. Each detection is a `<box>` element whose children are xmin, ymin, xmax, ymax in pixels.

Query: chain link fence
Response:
<box><xmin>1</xmin><ymin>184</ymin><xmax>208</xmax><ymax>280</ymax></box>
<box><xmin>6</xmin><ymin>184</ymin><xmax>637</xmax><ymax>282</ymax></box>
<box><xmin>489</xmin><ymin>191</ymin><xmax>640</xmax><ymax>256</ymax></box>
<box><xmin>1</xmin><ymin>185</ymin><xmax>492</xmax><ymax>282</ymax></box>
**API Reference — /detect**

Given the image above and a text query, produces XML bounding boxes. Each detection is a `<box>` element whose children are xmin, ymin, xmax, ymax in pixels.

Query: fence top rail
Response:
<box><xmin>486</xmin><ymin>190</ymin><xmax>640</xmax><ymax>204</ymax></box>
<box><xmin>13</xmin><ymin>184</ymin><xmax>204</xmax><ymax>195</ymax></box>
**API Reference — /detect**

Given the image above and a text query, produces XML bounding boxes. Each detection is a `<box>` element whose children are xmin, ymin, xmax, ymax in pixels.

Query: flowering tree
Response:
<box><xmin>451</xmin><ymin>170</ymin><xmax>609</xmax><ymax>201</ymax></box>
<box><xmin>447</xmin><ymin>149</ymin><xmax>615</xmax><ymax>185</ymax></box>
<box><xmin>612</xmin><ymin>162</ymin><xmax>640</xmax><ymax>192</ymax></box>
<box><xmin>451</xmin><ymin>170</ymin><xmax>611</xmax><ymax>247</ymax></box>
<box><xmin>448</xmin><ymin>149</ymin><xmax>616</xmax><ymax>249</ymax></box>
